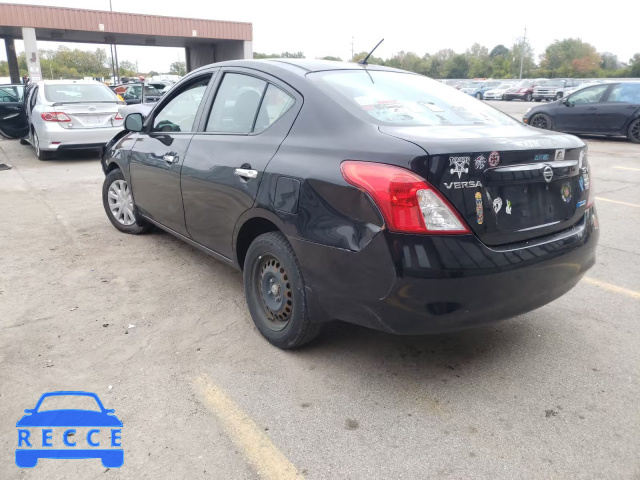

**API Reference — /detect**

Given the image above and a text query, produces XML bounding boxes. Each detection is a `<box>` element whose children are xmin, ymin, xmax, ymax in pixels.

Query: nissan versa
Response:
<box><xmin>101</xmin><ymin>59</ymin><xmax>599</xmax><ymax>348</ymax></box>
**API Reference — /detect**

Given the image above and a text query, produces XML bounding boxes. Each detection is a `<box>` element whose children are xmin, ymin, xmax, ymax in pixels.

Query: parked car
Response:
<box><xmin>503</xmin><ymin>79</ymin><xmax>548</xmax><ymax>102</ymax></box>
<box><xmin>460</xmin><ymin>80</ymin><xmax>501</xmax><ymax>99</ymax></box>
<box><xmin>523</xmin><ymin>82</ymin><xmax>640</xmax><ymax>143</ymax></box>
<box><xmin>121</xmin><ymin>84</ymin><xmax>163</xmax><ymax>105</ymax></box>
<box><xmin>533</xmin><ymin>79</ymin><xmax>582</xmax><ymax>102</ymax></box>
<box><xmin>147</xmin><ymin>81</ymin><xmax>175</xmax><ymax>95</ymax></box>
<box><xmin>0</xmin><ymin>84</ymin><xmax>28</xmax><ymax>139</ymax></box>
<box><xmin>101</xmin><ymin>60</ymin><xmax>598</xmax><ymax>348</ymax></box>
<box><xmin>482</xmin><ymin>83</ymin><xmax>515</xmax><ymax>100</ymax></box>
<box><xmin>17</xmin><ymin>80</ymin><xmax>125</xmax><ymax>160</ymax></box>
<box><xmin>562</xmin><ymin>80</ymin><xmax>607</xmax><ymax>98</ymax></box>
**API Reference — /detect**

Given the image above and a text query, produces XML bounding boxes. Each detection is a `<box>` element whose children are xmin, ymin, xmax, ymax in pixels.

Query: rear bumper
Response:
<box><xmin>37</xmin><ymin>124</ymin><xmax>123</xmax><ymax>151</ymax></box>
<box><xmin>290</xmin><ymin>207</ymin><xmax>599</xmax><ymax>334</ymax></box>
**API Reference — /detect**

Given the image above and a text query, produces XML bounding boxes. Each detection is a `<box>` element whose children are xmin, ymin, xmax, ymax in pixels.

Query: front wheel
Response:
<box><xmin>555</xmin><ymin>93</ymin><xmax>563</xmax><ymax>101</ymax></box>
<box><xmin>102</xmin><ymin>168</ymin><xmax>152</xmax><ymax>234</ymax></box>
<box><xmin>628</xmin><ymin>118</ymin><xmax>640</xmax><ymax>144</ymax></box>
<box><xmin>243</xmin><ymin>232</ymin><xmax>321</xmax><ymax>349</ymax></box>
<box><xmin>475</xmin><ymin>92</ymin><xmax>482</xmax><ymax>99</ymax></box>
<box><xmin>530</xmin><ymin>113</ymin><xmax>552</xmax><ymax>130</ymax></box>
<box><xmin>524</xmin><ymin>93</ymin><xmax>533</xmax><ymax>102</ymax></box>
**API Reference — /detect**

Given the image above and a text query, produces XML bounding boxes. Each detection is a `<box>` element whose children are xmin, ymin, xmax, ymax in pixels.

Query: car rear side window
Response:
<box><xmin>206</xmin><ymin>73</ymin><xmax>267</xmax><ymax>133</ymax></box>
<box><xmin>44</xmin><ymin>84</ymin><xmax>118</xmax><ymax>103</ymax></box>
<box><xmin>607</xmin><ymin>84</ymin><xmax>640</xmax><ymax>104</ymax></box>
<box><xmin>253</xmin><ymin>84</ymin><xmax>295</xmax><ymax>134</ymax></box>
<box><xmin>309</xmin><ymin>70</ymin><xmax>515</xmax><ymax>127</ymax></box>
<box><xmin>152</xmin><ymin>76</ymin><xmax>210</xmax><ymax>133</ymax></box>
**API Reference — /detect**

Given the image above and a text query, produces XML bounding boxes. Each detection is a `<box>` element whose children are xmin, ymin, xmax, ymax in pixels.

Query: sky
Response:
<box><xmin>1</xmin><ymin>0</ymin><xmax>638</xmax><ymax>73</ymax></box>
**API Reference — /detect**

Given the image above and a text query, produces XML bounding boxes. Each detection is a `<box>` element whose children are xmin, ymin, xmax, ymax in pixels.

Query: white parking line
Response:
<box><xmin>194</xmin><ymin>375</ymin><xmax>304</xmax><ymax>480</ymax></box>
<box><xmin>595</xmin><ymin>197</ymin><xmax>640</xmax><ymax>208</ymax></box>
<box><xmin>613</xmin><ymin>166</ymin><xmax>640</xmax><ymax>172</ymax></box>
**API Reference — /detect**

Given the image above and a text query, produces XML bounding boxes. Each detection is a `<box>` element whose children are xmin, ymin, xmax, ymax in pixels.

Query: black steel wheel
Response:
<box><xmin>627</xmin><ymin>118</ymin><xmax>640</xmax><ymax>144</ymax></box>
<box><xmin>244</xmin><ymin>231</ymin><xmax>321</xmax><ymax>349</ymax></box>
<box><xmin>530</xmin><ymin>113</ymin><xmax>552</xmax><ymax>130</ymax></box>
<box><xmin>524</xmin><ymin>92</ymin><xmax>533</xmax><ymax>102</ymax></box>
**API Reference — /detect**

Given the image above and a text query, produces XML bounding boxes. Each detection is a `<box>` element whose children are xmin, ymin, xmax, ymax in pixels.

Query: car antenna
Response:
<box><xmin>358</xmin><ymin>38</ymin><xmax>384</xmax><ymax>65</ymax></box>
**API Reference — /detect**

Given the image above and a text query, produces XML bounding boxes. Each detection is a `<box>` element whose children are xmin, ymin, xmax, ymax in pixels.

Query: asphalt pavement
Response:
<box><xmin>0</xmin><ymin>101</ymin><xmax>638</xmax><ymax>479</ymax></box>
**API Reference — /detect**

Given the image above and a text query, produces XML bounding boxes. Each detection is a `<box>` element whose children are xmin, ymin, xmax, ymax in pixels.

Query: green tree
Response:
<box><xmin>442</xmin><ymin>54</ymin><xmax>470</xmax><ymax>79</ymax></box>
<box><xmin>629</xmin><ymin>54</ymin><xmax>640</xmax><ymax>77</ymax></box>
<box><xmin>490</xmin><ymin>44</ymin><xmax>509</xmax><ymax>58</ymax></box>
<box><xmin>466</xmin><ymin>43</ymin><xmax>491</xmax><ymax>78</ymax></box>
<box><xmin>600</xmin><ymin>52</ymin><xmax>619</xmax><ymax>71</ymax></box>
<box><xmin>169</xmin><ymin>61</ymin><xmax>186</xmax><ymax>76</ymax></box>
<box><xmin>539</xmin><ymin>38</ymin><xmax>601</xmax><ymax>77</ymax></box>
<box><xmin>510</xmin><ymin>40</ymin><xmax>535</xmax><ymax>78</ymax></box>
<box><xmin>350</xmin><ymin>51</ymin><xmax>384</xmax><ymax>65</ymax></box>
<box><xmin>320</xmin><ymin>56</ymin><xmax>342</xmax><ymax>61</ymax></box>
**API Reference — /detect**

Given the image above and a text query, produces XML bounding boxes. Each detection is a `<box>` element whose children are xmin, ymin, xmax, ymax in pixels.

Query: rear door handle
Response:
<box><xmin>234</xmin><ymin>168</ymin><xmax>258</xmax><ymax>179</ymax></box>
<box><xmin>163</xmin><ymin>154</ymin><xmax>178</xmax><ymax>164</ymax></box>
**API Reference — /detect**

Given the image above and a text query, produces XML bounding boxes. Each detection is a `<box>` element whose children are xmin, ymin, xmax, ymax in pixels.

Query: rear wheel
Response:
<box><xmin>530</xmin><ymin>113</ymin><xmax>552</xmax><ymax>130</ymax></box>
<box><xmin>33</xmin><ymin>128</ymin><xmax>54</xmax><ymax>160</ymax></box>
<box><xmin>555</xmin><ymin>92</ymin><xmax>563</xmax><ymax>100</ymax></box>
<box><xmin>628</xmin><ymin>118</ymin><xmax>640</xmax><ymax>144</ymax></box>
<box><xmin>243</xmin><ymin>232</ymin><xmax>321</xmax><ymax>349</ymax></box>
<box><xmin>524</xmin><ymin>92</ymin><xmax>533</xmax><ymax>102</ymax></box>
<box><xmin>102</xmin><ymin>168</ymin><xmax>151</xmax><ymax>234</ymax></box>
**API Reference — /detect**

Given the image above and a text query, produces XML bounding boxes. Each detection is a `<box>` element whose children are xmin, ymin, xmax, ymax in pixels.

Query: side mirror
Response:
<box><xmin>561</xmin><ymin>98</ymin><xmax>571</xmax><ymax>106</ymax></box>
<box><xmin>125</xmin><ymin>113</ymin><xmax>144</xmax><ymax>132</ymax></box>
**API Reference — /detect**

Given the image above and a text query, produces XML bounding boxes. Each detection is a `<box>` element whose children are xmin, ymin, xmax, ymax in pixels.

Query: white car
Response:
<box><xmin>22</xmin><ymin>80</ymin><xmax>124</xmax><ymax>160</ymax></box>
<box><xmin>482</xmin><ymin>83</ymin><xmax>515</xmax><ymax>100</ymax></box>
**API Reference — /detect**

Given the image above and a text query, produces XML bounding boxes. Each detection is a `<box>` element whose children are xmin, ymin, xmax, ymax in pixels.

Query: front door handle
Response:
<box><xmin>587</xmin><ymin>107</ymin><xmax>597</xmax><ymax>111</ymax></box>
<box><xmin>234</xmin><ymin>168</ymin><xmax>258</xmax><ymax>179</ymax></box>
<box><xmin>163</xmin><ymin>154</ymin><xmax>178</xmax><ymax>164</ymax></box>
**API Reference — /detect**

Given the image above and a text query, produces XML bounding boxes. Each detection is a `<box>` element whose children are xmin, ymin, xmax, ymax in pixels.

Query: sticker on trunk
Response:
<box><xmin>475</xmin><ymin>192</ymin><xmax>483</xmax><ymax>224</ymax></box>
<box><xmin>506</xmin><ymin>199</ymin><xmax>512</xmax><ymax>214</ymax></box>
<box><xmin>449</xmin><ymin>156</ymin><xmax>470</xmax><ymax>178</ymax></box>
<box><xmin>579</xmin><ymin>176</ymin><xmax>585</xmax><ymax>192</ymax></box>
<box><xmin>561</xmin><ymin>183</ymin><xmax>572</xmax><ymax>203</ymax></box>
<box><xmin>577</xmin><ymin>199</ymin><xmax>586</xmax><ymax>208</ymax></box>
<box><xmin>474</xmin><ymin>155</ymin><xmax>487</xmax><ymax>170</ymax></box>
<box><xmin>493</xmin><ymin>197</ymin><xmax>503</xmax><ymax>213</ymax></box>
<box><xmin>488</xmin><ymin>151</ymin><xmax>500</xmax><ymax>167</ymax></box>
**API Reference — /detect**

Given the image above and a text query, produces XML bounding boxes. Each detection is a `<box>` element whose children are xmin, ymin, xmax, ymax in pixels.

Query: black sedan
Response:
<box><xmin>121</xmin><ymin>84</ymin><xmax>163</xmax><ymax>105</ymax></box>
<box><xmin>523</xmin><ymin>82</ymin><xmax>640</xmax><ymax>143</ymax></box>
<box><xmin>101</xmin><ymin>59</ymin><xmax>598</xmax><ymax>348</ymax></box>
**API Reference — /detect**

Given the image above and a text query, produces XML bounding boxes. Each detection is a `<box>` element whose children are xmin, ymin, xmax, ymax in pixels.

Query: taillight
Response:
<box><xmin>341</xmin><ymin>161</ymin><xmax>471</xmax><ymax>234</ymax></box>
<box><xmin>114</xmin><ymin>113</ymin><xmax>124</xmax><ymax>120</ymax></box>
<box><xmin>41</xmin><ymin>112</ymin><xmax>71</xmax><ymax>122</ymax></box>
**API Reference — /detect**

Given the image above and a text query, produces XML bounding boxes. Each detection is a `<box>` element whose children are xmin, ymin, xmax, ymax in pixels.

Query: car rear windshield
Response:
<box><xmin>309</xmin><ymin>70</ymin><xmax>516</xmax><ymax>127</ymax></box>
<box><xmin>44</xmin><ymin>83</ymin><xmax>118</xmax><ymax>103</ymax></box>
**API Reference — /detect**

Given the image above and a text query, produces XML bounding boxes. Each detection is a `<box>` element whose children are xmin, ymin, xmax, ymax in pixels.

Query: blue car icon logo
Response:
<box><xmin>16</xmin><ymin>391</ymin><xmax>123</xmax><ymax>468</ymax></box>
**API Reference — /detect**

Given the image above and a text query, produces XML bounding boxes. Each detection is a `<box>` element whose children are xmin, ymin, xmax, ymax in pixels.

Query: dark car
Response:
<box><xmin>121</xmin><ymin>84</ymin><xmax>162</xmax><ymax>105</ymax></box>
<box><xmin>101</xmin><ymin>59</ymin><xmax>598</xmax><ymax>348</ymax></box>
<box><xmin>523</xmin><ymin>82</ymin><xmax>640</xmax><ymax>143</ymax></box>
<box><xmin>0</xmin><ymin>84</ymin><xmax>28</xmax><ymax>139</ymax></box>
<box><xmin>503</xmin><ymin>79</ymin><xmax>548</xmax><ymax>102</ymax></box>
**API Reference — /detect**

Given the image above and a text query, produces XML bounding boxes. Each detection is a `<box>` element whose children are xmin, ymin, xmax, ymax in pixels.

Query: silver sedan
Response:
<box><xmin>24</xmin><ymin>80</ymin><xmax>124</xmax><ymax>160</ymax></box>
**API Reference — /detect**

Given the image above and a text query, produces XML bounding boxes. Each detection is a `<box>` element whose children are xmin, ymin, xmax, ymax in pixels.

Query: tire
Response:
<box><xmin>33</xmin><ymin>128</ymin><xmax>54</xmax><ymax>160</ymax></box>
<box><xmin>475</xmin><ymin>92</ymin><xmax>482</xmax><ymax>99</ymax></box>
<box><xmin>19</xmin><ymin>138</ymin><xmax>29</xmax><ymax>145</ymax></box>
<box><xmin>530</xmin><ymin>113</ymin><xmax>553</xmax><ymax>130</ymax></box>
<box><xmin>102</xmin><ymin>168</ymin><xmax>152</xmax><ymax>234</ymax></box>
<box><xmin>628</xmin><ymin>118</ymin><xmax>640</xmax><ymax>144</ymax></box>
<box><xmin>524</xmin><ymin>92</ymin><xmax>533</xmax><ymax>102</ymax></box>
<box><xmin>505</xmin><ymin>97</ymin><xmax>512</xmax><ymax>101</ymax></box>
<box><xmin>243</xmin><ymin>231</ymin><xmax>321</xmax><ymax>349</ymax></box>
<box><xmin>555</xmin><ymin>93</ymin><xmax>563</xmax><ymax>101</ymax></box>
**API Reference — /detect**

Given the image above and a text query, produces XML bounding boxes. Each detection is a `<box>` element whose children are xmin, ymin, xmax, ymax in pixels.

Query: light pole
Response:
<box><xmin>109</xmin><ymin>0</ymin><xmax>120</xmax><ymax>83</ymax></box>
<box><xmin>519</xmin><ymin>26</ymin><xmax>527</xmax><ymax>79</ymax></box>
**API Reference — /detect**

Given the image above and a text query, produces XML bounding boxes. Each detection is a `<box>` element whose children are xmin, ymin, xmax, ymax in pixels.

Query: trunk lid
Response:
<box><xmin>50</xmin><ymin>102</ymin><xmax>122</xmax><ymax>129</ymax></box>
<box><xmin>380</xmin><ymin>124</ymin><xmax>589</xmax><ymax>245</ymax></box>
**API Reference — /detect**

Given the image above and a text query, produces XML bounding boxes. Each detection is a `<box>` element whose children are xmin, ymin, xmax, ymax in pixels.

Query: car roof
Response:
<box><xmin>38</xmin><ymin>79</ymin><xmax>106</xmax><ymax>86</ymax></box>
<box><xmin>192</xmin><ymin>58</ymin><xmax>409</xmax><ymax>77</ymax></box>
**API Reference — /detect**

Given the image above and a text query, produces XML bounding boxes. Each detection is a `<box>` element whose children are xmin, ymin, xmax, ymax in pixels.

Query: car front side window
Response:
<box><xmin>152</xmin><ymin>76</ymin><xmax>211</xmax><ymax>133</ymax></box>
<box><xmin>568</xmin><ymin>85</ymin><xmax>609</xmax><ymax>105</ymax></box>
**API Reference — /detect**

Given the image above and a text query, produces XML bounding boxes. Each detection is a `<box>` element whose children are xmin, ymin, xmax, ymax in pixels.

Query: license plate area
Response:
<box><xmin>489</xmin><ymin>180</ymin><xmax>577</xmax><ymax>232</ymax></box>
